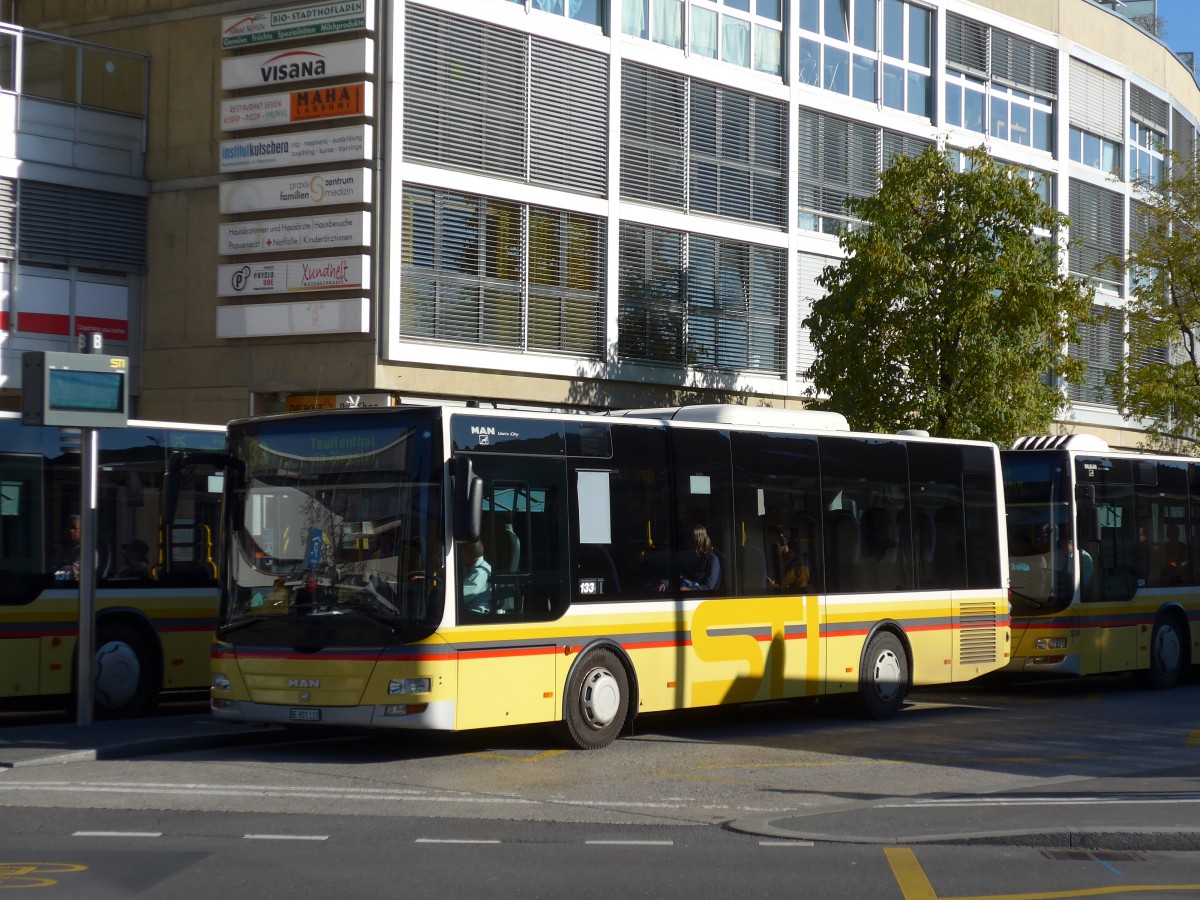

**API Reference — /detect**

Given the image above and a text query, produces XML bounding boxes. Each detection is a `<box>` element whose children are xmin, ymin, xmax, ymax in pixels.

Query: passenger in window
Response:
<box><xmin>766</xmin><ymin>506</ymin><xmax>809</xmax><ymax>591</ymax></box>
<box><xmin>460</xmin><ymin>539</ymin><xmax>493</xmax><ymax>613</ymax></box>
<box><xmin>54</xmin><ymin>514</ymin><xmax>100</xmax><ymax>581</ymax></box>
<box><xmin>667</xmin><ymin>524</ymin><xmax>721</xmax><ymax>593</ymax></box>
<box><xmin>118</xmin><ymin>539</ymin><xmax>152</xmax><ymax>578</ymax></box>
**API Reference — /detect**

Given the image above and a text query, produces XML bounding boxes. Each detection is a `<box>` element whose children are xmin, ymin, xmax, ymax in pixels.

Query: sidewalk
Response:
<box><xmin>0</xmin><ymin>711</ymin><xmax>283</xmax><ymax>768</ymax></box>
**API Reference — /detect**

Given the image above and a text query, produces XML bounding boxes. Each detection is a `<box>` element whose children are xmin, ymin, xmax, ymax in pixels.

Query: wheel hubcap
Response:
<box><xmin>1155</xmin><ymin>625</ymin><xmax>1181</xmax><ymax>674</ymax></box>
<box><xmin>872</xmin><ymin>649</ymin><xmax>903</xmax><ymax>703</ymax></box>
<box><xmin>580</xmin><ymin>667</ymin><xmax>620</xmax><ymax>729</ymax></box>
<box><xmin>93</xmin><ymin>640</ymin><xmax>141</xmax><ymax>709</ymax></box>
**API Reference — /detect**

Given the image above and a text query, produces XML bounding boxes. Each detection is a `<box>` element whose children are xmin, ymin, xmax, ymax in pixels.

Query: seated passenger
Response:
<box><xmin>668</xmin><ymin>524</ymin><xmax>721</xmax><ymax>593</ymax></box>
<box><xmin>460</xmin><ymin>539</ymin><xmax>493</xmax><ymax>613</ymax></box>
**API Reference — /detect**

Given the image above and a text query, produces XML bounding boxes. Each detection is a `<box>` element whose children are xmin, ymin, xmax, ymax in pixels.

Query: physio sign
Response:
<box><xmin>218</xmin><ymin>255</ymin><xmax>370</xmax><ymax>296</ymax></box>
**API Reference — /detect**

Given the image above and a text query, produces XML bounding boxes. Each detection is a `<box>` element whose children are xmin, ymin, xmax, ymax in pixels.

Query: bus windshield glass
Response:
<box><xmin>1001</xmin><ymin>451</ymin><xmax>1073</xmax><ymax>614</ymax></box>
<box><xmin>223</xmin><ymin>410</ymin><xmax>445</xmax><ymax>640</ymax></box>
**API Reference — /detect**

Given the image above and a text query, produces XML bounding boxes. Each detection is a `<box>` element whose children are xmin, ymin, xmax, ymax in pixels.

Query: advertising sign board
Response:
<box><xmin>219</xmin><ymin>168</ymin><xmax>371</xmax><ymax>213</ymax></box>
<box><xmin>221</xmin><ymin>38</ymin><xmax>373</xmax><ymax>90</ymax></box>
<box><xmin>219</xmin><ymin>211</ymin><xmax>370</xmax><ymax>255</ymax></box>
<box><xmin>221</xmin><ymin>82</ymin><xmax>371</xmax><ymax>131</ymax></box>
<box><xmin>217</xmin><ymin>255</ymin><xmax>370</xmax><ymax>296</ymax></box>
<box><xmin>222</xmin><ymin>1</ymin><xmax>372</xmax><ymax>49</ymax></box>
<box><xmin>219</xmin><ymin>125</ymin><xmax>371</xmax><ymax>173</ymax></box>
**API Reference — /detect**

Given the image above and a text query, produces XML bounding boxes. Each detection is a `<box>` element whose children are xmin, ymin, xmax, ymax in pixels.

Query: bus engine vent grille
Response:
<box><xmin>958</xmin><ymin>600</ymin><xmax>999</xmax><ymax>664</ymax></box>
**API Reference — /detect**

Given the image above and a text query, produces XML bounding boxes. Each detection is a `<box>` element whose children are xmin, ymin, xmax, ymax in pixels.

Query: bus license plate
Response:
<box><xmin>289</xmin><ymin>708</ymin><xmax>320</xmax><ymax>722</ymax></box>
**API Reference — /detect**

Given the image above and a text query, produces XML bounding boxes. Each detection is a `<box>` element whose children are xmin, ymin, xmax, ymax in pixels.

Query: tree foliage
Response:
<box><xmin>803</xmin><ymin>146</ymin><xmax>1093</xmax><ymax>444</ymax></box>
<box><xmin>1113</xmin><ymin>150</ymin><xmax>1200</xmax><ymax>452</ymax></box>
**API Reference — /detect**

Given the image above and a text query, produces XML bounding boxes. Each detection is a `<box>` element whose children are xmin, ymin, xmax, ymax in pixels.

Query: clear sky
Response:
<box><xmin>1157</xmin><ymin>0</ymin><xmax>1200</xmax><ymax>58</ymax></box>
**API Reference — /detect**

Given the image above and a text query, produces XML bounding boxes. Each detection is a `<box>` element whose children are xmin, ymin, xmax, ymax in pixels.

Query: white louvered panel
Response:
<box><xmin>527</xmin><ymin>206</ymin><xmax>604</xmax><ymax>356</ymax></box>
<box><xmin>1069</xmin><ymin>57</ymin><xmax>1124</xmax><ymax>143</ymax></box>
<box><xmin>620</xmin><ymin>62</ymin><xmax>687</xmax><ymax>209</ymax></box>
<box><xmin>617</xmin><ymin>221</ymin><xmax>686</xmax><ymax>366</ymax></box>
<box><xmin>796</xmin><ymin>252</ymin><xmax>835</xmax><ymax>378</ymax></box>
<box><xmin>1172</xmin><ymin>108</ymin><xmax>1196</xmax><ymax>160</ymax></box>
<box><xmin>1130</xmin><ymin>84</ymin><xmax>1168</xmax><ymax>132</ymax></box>
<box><xmin>1068</xmin><ymin>303</ymin><xmax>1123</xmax><ymax>405</ymax></box>
<box><xmin>946</xmin><ymin>13</ymin><xmax>988</xmax><ymax>76</ymax></box>
<box><xmin>530</xmin><ymin>38</ymin><xmax>608</xmax><ymax>196</ymax></box>
<box><xmin>1068</xmin><ymin>180</ymin><xmax>1124</xmax><ymax>290</ymax></box>
<box><xmin>403</xmin><ymin>6</ymin><xmax>526</xmax><ymax>179</ymax></box>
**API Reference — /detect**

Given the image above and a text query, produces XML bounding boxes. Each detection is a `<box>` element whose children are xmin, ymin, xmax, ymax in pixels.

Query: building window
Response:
<box><xmin>618</xmin><ymin>221</ymin><xmax>786</xmax><ymax>375</ymax></box>
<box><xmin>1069</xmin><ymin>127</ymin><xmax>1122</xmax><ymax>177</ymax></box>
<box><xmin>1068</xmin><ymin>180</ymin><xmax>1125</xmax><ymax>297</ymax></box>
<box><xmin>401</xmin><ymin>186</ymin><xmax>605</xmax><ymax>357</ymax></box>
<box><xmin>799</xmin><ymin>0</ymin><xmax>931</xmax><ymax>118</ymax></box>
<box><xmin>796</xmin><ymin>108</ymin><xmax>931</xmax><ymax>234</ymax></box>
<box><xmin>624</xmin><ymin>0</ymin><xmax>781</xmax><ymax>74</ymax></box>
<box><xmin>405</xmin><ymin>7</ymin><xmax>609</xmax><ymax>195</ymax></box>
<box><xmin>508</xmin><ymin>0</ymin><xmax>606</xmax><ymax>27</ymax></box>
<box><xmin>1129</xmin><ymin>120</ymin><xmax>1166</xmax><ymax>185</ymax></box>
<box><xmin>1067</xmin><ymin>304</ymin><xmax>1123</xmax><ymax>407</ymax></box>
<box><xmin>622</xmin><ymin>62</ymin><xmax>787</xmax><ymax>227</ymax></box>
<box><xmin>944</xmin><ymin>14</ymin><xmax>1056</xmax><ymax>152</ymax></box>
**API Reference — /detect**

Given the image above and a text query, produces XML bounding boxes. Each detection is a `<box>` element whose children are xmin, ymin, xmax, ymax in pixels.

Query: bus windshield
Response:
<box><xmin>223</xmin><ymin>410</ymin><xmax>445</xmax><ymax>642</ymax></box>
<box><xmin>1001</xmin><ymin>451</ymin><xmax>1073</xmax><ymax>614</ymax></box>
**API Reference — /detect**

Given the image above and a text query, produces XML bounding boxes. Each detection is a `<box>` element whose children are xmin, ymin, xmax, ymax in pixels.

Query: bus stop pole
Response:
<box><xmin>76</xmin><ymin>426</ymin><xmax>98</xmax><ymax>727</ymax></box>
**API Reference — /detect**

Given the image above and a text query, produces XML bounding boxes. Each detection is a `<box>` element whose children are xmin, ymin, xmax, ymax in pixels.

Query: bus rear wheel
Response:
<box><xmin>562</xmin><ymin>649</ymin><xmax>629</xmax><ymax>750</ymax></box>
<box><xmin>857</xmin><ymin>631</ymin><xmax>909</xmax><ymax>719</ymax></box>
<box><xmin>1140</xmin><ymin>616</ymin><xmax>1185</xmax><ymax>691</ymax></box>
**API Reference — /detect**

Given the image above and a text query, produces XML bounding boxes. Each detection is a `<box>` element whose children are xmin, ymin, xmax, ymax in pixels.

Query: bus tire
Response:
<box><xmin>93</xmin><ymin>622</ymin><xmax>156</xmax><ymax>718</ymax></box>
<box><xmin>857</xmin><ymin>631</ymin><xmax>909</xmax><ymax>719</ymax></box>
<box><xmin>1139</xmin><ymin>615</ymin><xmax>1186</xmax><ymax>691</ymax></box>
<box><xmin>562</xmin><ymin>648</ymin><xmax>629</xmax><ymax>750</ymax></box>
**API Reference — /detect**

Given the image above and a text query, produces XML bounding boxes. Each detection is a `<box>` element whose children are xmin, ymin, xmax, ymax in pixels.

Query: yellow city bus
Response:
<box><xmin>1002</xmin><ymin>434</ymin><xmax>1200</xmax><ymax>688</ymax></box>
<box><xmin>208</xmin><ymin>404</ymin><xmax>1011</xmax><ymax>748</ymax></box>
<box><xmin>0</xmin><ymin>412</ymin><xmax>225</xmax><ymax>716</ymax></box>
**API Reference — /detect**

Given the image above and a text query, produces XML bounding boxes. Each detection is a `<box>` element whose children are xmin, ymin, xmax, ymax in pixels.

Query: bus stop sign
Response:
<box><xmin>21</xmin><ymin>350</ymin><xmax>130</xmax><ymax>428</ymax></box>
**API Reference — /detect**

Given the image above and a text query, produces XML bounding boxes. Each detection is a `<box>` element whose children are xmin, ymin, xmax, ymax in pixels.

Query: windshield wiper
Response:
<box><xmin>217</xmin><ymin>615</ymin><xmax>280</xmax><ymax>637</ymax></box>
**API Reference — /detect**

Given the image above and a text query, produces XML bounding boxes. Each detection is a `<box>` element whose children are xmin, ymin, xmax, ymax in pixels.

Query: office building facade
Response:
<box><xmin>3</xmin><ymin>0</ymin><xmax>1198</xmax><ymax>448</ymax></box>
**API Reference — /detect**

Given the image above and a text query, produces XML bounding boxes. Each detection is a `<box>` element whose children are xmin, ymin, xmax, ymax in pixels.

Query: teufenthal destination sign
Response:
<box><xmin>221</xmin><ymin>1</ymin><xmax>372</xmax><ymax>49</ymax></box>
<box><xmin>219</xmin><ymin>125</ymin><xmax>372</xmax><ymax>173</ymax></box>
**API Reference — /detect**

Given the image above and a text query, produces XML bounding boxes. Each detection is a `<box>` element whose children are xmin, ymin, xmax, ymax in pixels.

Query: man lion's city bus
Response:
<box><xmin>1002</xmin><ymin>434</ymin><xmax>1200</xmax><ymax>688</ymax></box>
<box><xmin>0</xmin><ymin>412</ymin><xmax>225</xmax><ymax>716</ymax></box>
<box><xmin>207</xmin><ymin>404</ymin><xmax>1011</xmax><ymax>748</ymax></box>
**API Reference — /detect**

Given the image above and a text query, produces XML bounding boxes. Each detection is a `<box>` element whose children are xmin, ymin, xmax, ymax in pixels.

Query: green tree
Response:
<box><xmin>803</xmin><ymin>146</ymin><xmax>1093</xmax><ymax>443</ymax></box>
<box><xmin>1113</xmin><ymin>150</ymin><xmax>1200</xmax><ymax>452</ymax></box>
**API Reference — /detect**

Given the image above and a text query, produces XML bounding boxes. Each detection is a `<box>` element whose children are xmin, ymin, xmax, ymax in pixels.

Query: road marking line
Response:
<box><xmin>244</xmin><ymin>834</ymin><xmax>329</xmax><ymax>841</ymax></box>
<box><xmin>885</xmin><ymin>845</ymin><xmax>1200</xmax><ymax>900</ymax></box>
<box><xmin>759</xmin><ymin>840</ymin><xmax>815</xmax><ymax>846</ymax></box>
<box><xmin>72</xmin><ymin>831</ymin><xmax>161</xmax><ymax>838</ymax></box>
<box><xmin>468</xmin><ymin>750</ymin><xmax>568</xmax><ymax>763</ymax></box>
<box><xmin>1188</xmin><ymin>729</ymin><xmax>1200</xmax><ymax>746</ymax></box>
<box><xmin>885</xmin><ymin>847</ymin><xmax>938</xmax><ymax>900</ymax></box>
<box><xmin>584</xmin><ymin>840</ymin><xmax>673</xmax><ymax>846</ymax></box>
<box><xmin>415</xmin><ymin>838</ymin><xmax>501</xmax><ymax>844</ymax></box>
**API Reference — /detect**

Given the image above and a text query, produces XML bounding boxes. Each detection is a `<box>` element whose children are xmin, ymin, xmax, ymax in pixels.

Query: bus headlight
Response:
<box><xmin>389</xmin><ymin>678</ymin><xmax>431</xmax><ymax>695</ymax></box>
<box><xmin>1034</xmin><ymin>638</ymin><xmax>1067</xmax><ymax>650</ymax></box>
<box><xmin>212</xmin><ymin>673</ymin><xmax>232</xmax><ymax>691</ymax></box>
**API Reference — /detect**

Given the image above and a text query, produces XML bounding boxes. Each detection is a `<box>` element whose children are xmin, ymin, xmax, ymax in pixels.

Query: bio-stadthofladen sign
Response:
<box><xmin>219</xmin><ymin>125</ymin><xmax>371</xmax><ymax>173</ymax></box>
<box><xmin>219</xmin><ymin>211</ymin><xmax>370</xmax><ymax>255</ymax></box>
<box><xmin>218</xmin><ymin>255</ymin><xmax>370</xmax><ymax>296</ymax></box>
<box><xmin>221</xmin><ymin>38</ymin><xmax>373</xmax><ymax>90</ymax></box>
<box><xmin>221</xmin><ymin>82</ymin><xmax>371</xmax><ymax>131</ymax></box>
<box><xmin>222</xmin><ymin>1</ymin><xmax>372</xmax><ymax>49</ymax></box>
<box><xmin>219</xmin><ymin>168</ymin><xmax>371</xmax><ymax>213</ymax></box>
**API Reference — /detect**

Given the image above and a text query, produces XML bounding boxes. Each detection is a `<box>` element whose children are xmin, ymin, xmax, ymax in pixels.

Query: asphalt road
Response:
<box><xmin>2</xmin><ymin>675</ymin><xmax>1199</xmax><ymax>897</ymax></box>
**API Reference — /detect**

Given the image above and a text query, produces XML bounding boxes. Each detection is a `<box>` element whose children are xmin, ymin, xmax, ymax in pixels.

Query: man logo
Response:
<box><xmin>288</xmin><ymin>678</ymin><xmax>320</xmax><ymax>689</ymax></box>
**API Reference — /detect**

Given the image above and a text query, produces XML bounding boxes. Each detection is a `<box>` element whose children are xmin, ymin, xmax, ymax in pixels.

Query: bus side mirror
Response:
<box><xmin>453</xmin><ymin>456</ymin><xmax>482</xmax><ymax>545</ymax></box>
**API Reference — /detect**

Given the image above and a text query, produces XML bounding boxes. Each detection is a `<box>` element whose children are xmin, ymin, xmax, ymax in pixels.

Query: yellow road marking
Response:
<box><xmin>885</xmin><ymin>846</ymin><xmax>1200</xmax><ymax>900</ymax></box>
<box><xmin>467</xmin><ymin>749</ymin><xmax>567</xmax><ymax>763</ymax></box>
<box><xmin>1187</xmin><ymin>730</ymin><xmax>1200</xmax><ymax>747</ymax></box>
<box><xmin>0</xmin><ymin>862</ymin><xmax>87</xmax><ymax>889</ymax></box>
<box><xmin>885</xmin><ymin>848</ymin><xmax>938</xmax><ymax>900</ymax></box>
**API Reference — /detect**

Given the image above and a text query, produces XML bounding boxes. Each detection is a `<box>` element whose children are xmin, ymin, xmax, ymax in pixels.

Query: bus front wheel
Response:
<box><xmin>1140</xmin><ymin>616</ymin><xmax>1185</xmax><ymax>691</ymax></box>
<box><xmin>562</xmin><ymin>649</ymin><xmax>629</xmax><ymax>750</ymax></box>
<box><xmin>93</xmin><ymin>623</ymin><xmax>156</xmax><ymax>718</ymax></box>
<box><xmin>857</xmin><ymin>631</ymin><xmax>909</xmax><ymax>719</ymax></box>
